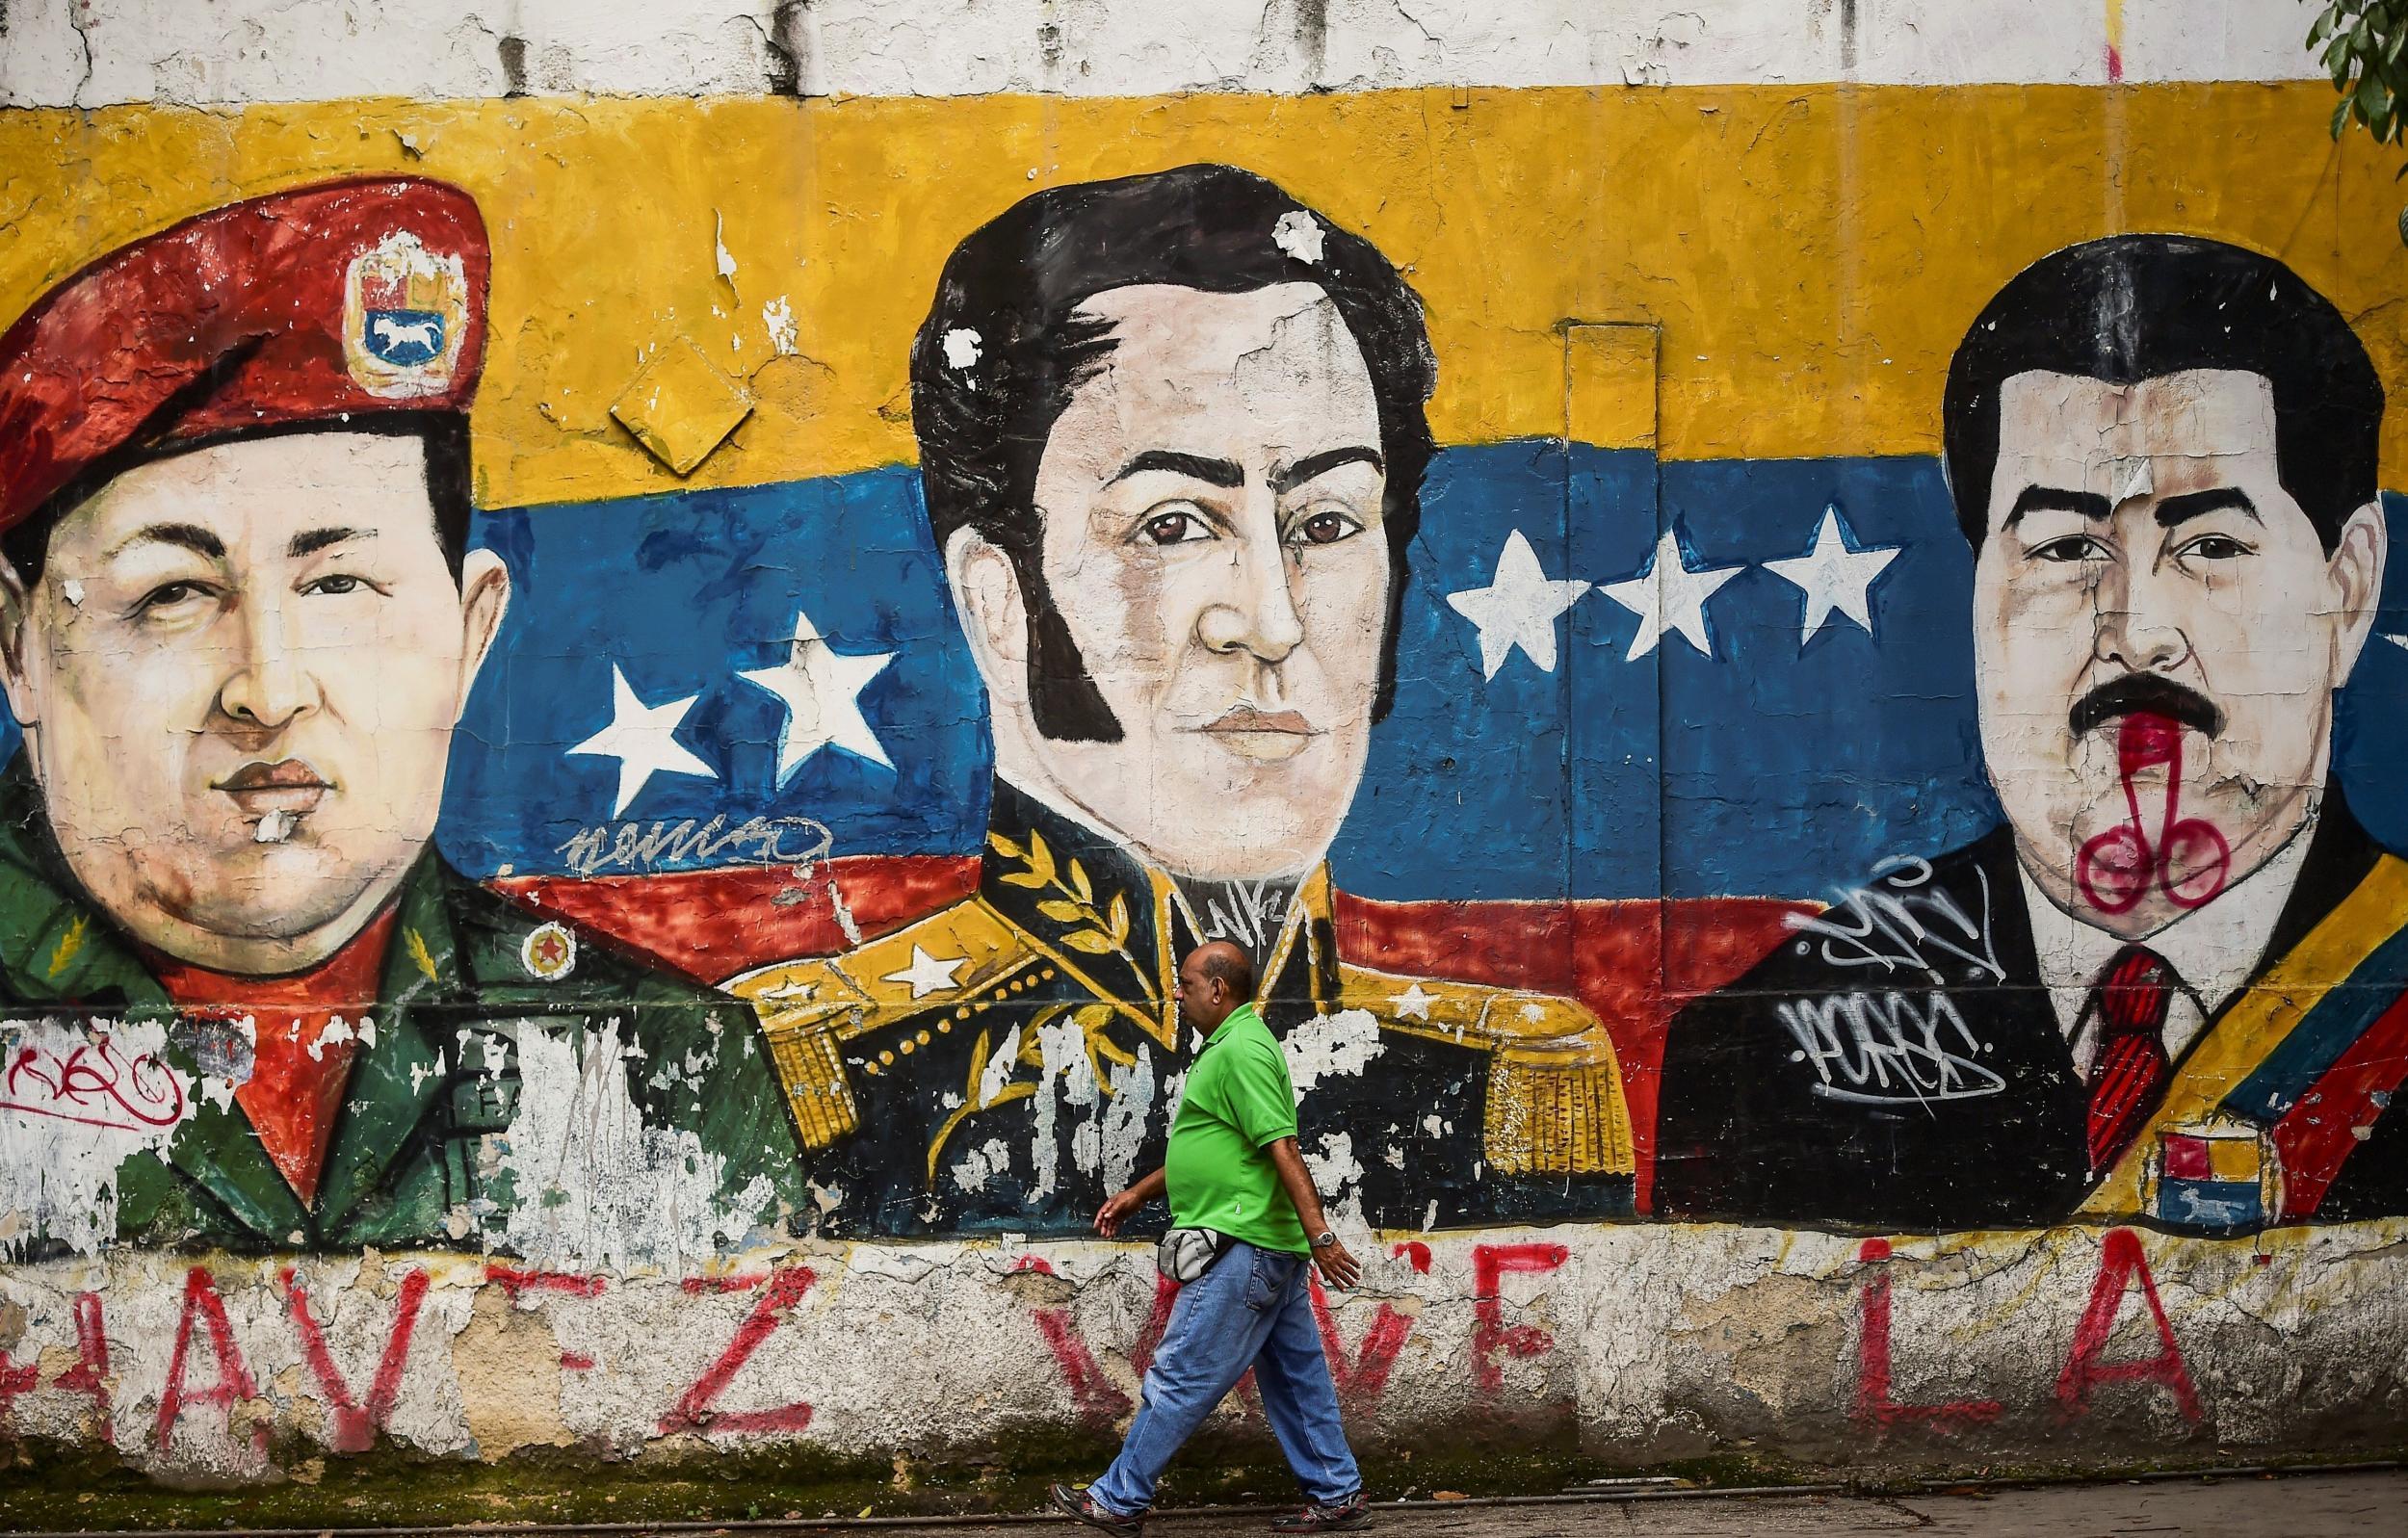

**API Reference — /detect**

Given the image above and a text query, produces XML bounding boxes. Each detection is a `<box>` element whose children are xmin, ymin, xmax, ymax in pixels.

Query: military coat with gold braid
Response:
<box><xmin>730</xmin><ymin>781</ymin><xmax>1635</xmax><ymax>1238</ymax></box>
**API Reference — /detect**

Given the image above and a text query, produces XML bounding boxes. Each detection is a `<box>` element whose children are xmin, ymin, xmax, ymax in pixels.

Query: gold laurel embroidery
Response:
<box><xmin>926</xmin><ymin>1026</ymin><xmax>1037</xmax><ymax>1186</ymax></box>
<box><xmin>406</xmin><ymin>926</ymin><xmax>441</xmax><ymax>983</ymax></box>
<box><xmin>45</xmin><ymin>914</ymin><xmax>89</xmax><ymax>978</ymax></box>
<box><xmin>987</xmin><ymin>830</ymin><xmax>1148</xmax><ymax>1000</ymax></box>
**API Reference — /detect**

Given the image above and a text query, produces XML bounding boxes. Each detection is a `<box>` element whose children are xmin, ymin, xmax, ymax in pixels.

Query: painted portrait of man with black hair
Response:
<box><xmin>732</xmin><ymin>164</ymin><xmax>1636</xmax><ymax>1238</ymax></box>
<box><xmin>1655</xmin><ymin>235</ymin><xmax>2408</xmax><ymax>1233</ymax></box>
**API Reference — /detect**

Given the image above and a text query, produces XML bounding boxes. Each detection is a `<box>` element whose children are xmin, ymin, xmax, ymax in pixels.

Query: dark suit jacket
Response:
<box><xmin>1653</xmin><ymin>799</ymin><xmax>2408</xmax><ymax>1230</ymax></box>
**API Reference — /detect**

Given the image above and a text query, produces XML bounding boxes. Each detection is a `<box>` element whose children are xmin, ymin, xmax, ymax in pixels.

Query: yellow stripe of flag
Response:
<box><xmin>0</xmin><ymin>85</ymin><xmax>2391</xmax><ymax>510</ymax></box>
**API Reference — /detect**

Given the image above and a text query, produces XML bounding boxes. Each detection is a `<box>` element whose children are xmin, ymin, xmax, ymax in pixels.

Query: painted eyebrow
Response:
<box><xmin>2002</xmin><ymin>485</ymin><xmax>2112</xmax><ymax>528</ymax></box>
<box><xmin>288</xmin><ymin>527</ymin><xmax>374</xmax><ymax>559</ymax></box>
<box><xmin>1107</xmin><ymin>450</ymin><xmax>1245</xmax><ymax>489</ymax></box>
<box><xmin>1271</xmin><ymin>446</ymin><xmax>1383</xmax><ymax>496</ymax></box>
<box><xmin>105</xmin><ymin>522</ymin><xmax>226</xmax><ymax>561</ymax></box>
<box><xmin>2156</xmin><ymin>488</ymin><xmax>2260</xmax><ymax>529</ymax></box>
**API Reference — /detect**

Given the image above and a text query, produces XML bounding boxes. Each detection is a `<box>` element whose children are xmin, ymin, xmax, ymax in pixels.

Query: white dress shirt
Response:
<box><xmin>2020</xmin><ymin>821</ymin><xmax>2316</xmax><ymax>1081</ymax></box>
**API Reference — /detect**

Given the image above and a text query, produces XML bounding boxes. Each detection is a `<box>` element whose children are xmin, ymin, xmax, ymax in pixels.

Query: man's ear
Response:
<box><xmin>945</xmin><ymin>525</ymin><xmax>1029</xmax><ymax>690</ymax></box>
<box><xmin>452</xmin><ymin>548</ymin><xmax>512</xmax><ymax>723</ymax></box>
<box><xmin>2330</xmin><ymin>500</ymin><xmax>2389</xmax><ymax>679</ymax></box>
<box><xmin>0</xmin><ymin>563</ymin><xmax>41</xmax><ymax>730</ymax></box>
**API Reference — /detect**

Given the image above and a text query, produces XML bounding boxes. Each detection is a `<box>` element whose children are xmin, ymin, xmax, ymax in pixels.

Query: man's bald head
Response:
<box><xmin>1176</xmin><ymin>941</ymin><xmax>1257</xmax><ymax>1033</ymax></box>
<box><xmin>1194</xmin><ymin>941</ymin><xmax>1256</xmax><ymax>999</ymax></box>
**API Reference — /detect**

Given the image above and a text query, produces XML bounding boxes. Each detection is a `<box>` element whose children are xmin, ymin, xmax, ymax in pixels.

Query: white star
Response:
<box><xmin>1444</xmin><ymin>529</ymin><xmax>1592</xmax><ymax>679</ymax></box>
<box><xmin>1597</xmin><ymin>523</ymin><xmax>1744</xmax><ymax>661</ymax></box>
<box><xmin>2384</xmin><ymin>634</ymin><xmax>2408</xmax><ymax>653</ymax></box>
<box><xmin>1761</xmin><ymin>505</ymin><xmax>1902</xmax><ymax>646</ymax></box>
<box><xmin>566</xmin><ymin>665</ymin><xmax>718</xmax><ymax>817</ymax></box>
<box><xmin>738</xmin><ymin>608</ymin><xmax>896</xmax><ymax>784</ymax></box>
<box><xmin>882</xmin><ymin>945</ymin><xmax>966</xmax><ymax>1001</ymax></box>
<box><xmin>1393</xmin><ymin>983</ymin><xmax>1434</xmax><ymax>1021</ymax></box>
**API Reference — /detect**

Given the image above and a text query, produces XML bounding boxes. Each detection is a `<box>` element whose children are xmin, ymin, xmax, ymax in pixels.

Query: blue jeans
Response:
<box><xmin>1088</xmin><ymin>1240</ymin><xmax>1361</xmax><ymax>1517</ymax></box>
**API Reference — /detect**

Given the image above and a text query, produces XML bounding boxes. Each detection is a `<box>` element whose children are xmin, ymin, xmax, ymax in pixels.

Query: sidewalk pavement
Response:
<box><xmin>767</xmin><ymin>1469</ymin><xmax>2401</xmax><ymax>1537</ymax></box>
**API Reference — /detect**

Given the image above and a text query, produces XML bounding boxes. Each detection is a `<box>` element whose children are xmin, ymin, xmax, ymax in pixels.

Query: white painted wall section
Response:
<box><xmin>0</xmin><ymin>0</ymin><xmax>2327</xmax><ymax>109</ymax></box>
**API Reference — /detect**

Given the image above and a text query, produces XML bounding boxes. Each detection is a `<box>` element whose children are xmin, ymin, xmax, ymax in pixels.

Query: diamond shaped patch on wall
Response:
<box><xmin>610</xmin><ymin>338</ymin><xmax>755</xmax><ymax>475</ymax></box>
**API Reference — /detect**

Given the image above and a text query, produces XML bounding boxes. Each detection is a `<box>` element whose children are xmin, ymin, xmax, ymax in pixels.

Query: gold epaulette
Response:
<box><xmin>1337</xmin><ymin>963</ymin><xmax>1636</xmax><ymax>1179</ymax></box>
<box><xmin>724</xmin><ymin>899</ymin><xmax>1039</xmax><ymax>1150</ymax></box>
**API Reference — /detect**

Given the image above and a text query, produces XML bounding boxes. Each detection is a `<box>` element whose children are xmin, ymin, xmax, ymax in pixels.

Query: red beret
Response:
<box><xmin>0</xmin><ymin>176</ymin><xmax>488</xmax><ymax>534</ymax></box>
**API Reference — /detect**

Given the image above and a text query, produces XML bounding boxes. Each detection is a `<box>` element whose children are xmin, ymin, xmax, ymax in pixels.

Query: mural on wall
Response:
<box><xmin>729</xmin><ymin>164</ymin><xmax>1635</xmax><ymax>1238</ymax></box>
<box><xmin>1655</xmin><ymin>237</ymin><xmax>2408</xmax><ymax>1234</ymax></box>
<box><xmin>0</xmin><ymin>180</ymin><xmax>807</xmax><ymax>1262</ymax></box>
<box><xmin>2</xmin><ymin>169</ymin><xmax>2406</xmax><ymax>1268</ymax></box>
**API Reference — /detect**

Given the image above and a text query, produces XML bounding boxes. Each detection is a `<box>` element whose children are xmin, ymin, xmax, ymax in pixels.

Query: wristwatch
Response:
<box><xmin>1312</xmin><ymin>1230</ymin><xmax>1338</xmax><ymax>1249</ymax></box>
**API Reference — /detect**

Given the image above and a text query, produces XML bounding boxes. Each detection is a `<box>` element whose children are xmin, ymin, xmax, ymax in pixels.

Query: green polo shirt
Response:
<box><xmin>1165</xmin><ymin>1003</ymin><xmax>1309</xmax><ymax>1255</ymax></box>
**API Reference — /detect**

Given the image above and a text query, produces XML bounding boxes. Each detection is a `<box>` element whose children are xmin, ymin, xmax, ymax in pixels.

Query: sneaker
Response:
<box><xmin>1272</xmin><ymin>1491</ymin><xmax>1370</xmax><ymax>1532</ymax></box>
<box><xmin>1049</xmin><ymin>1481</ymin><xmax>1144</xmax><ymax>1535</ymax></box>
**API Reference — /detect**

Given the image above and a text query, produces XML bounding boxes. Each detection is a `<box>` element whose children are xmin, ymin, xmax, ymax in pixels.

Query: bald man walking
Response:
<box><xmin>1052</xmin><ymin>942</ymin><xmax>1370</xmax><ymax>1535</ymax></box>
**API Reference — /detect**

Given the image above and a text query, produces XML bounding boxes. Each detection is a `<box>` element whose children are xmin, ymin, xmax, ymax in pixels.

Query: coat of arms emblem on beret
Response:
<box><xmin>342</xmin><ymin>229</ymin><xmax>468</xmax><ymax>399</ymax></box>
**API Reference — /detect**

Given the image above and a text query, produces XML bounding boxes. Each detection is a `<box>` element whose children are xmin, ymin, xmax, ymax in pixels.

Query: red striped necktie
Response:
<box><xmin>2084</xmin><ymin>945</ymin><xmax>2178</xmax><ymax>1173</ymax></box>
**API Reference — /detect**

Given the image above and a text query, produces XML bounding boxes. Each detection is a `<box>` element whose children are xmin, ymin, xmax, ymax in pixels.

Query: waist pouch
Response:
<box><xmin>1157</xmin><ymin>1226</ymin><xmax>1234</xmax><ymax>1283</ymax></box>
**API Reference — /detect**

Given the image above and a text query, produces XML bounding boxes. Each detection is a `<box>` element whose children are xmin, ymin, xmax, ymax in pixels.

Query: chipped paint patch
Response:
<box><xmin>499</xmin><ymin>1020</ymin><xmax>778</xmax><ymax>1272</ymax></box>
<box><xmin>0</xmin><ymin>1019</ymin><xmax>197</xmax><ymax>1257</ymax></box>
<box><xmin>1282</xmin><ymin>1009</ymin><xmax>1384</xmax><ymax>1096</ymax></box>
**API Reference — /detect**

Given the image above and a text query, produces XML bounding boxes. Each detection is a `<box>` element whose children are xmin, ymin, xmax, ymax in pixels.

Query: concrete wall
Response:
<box><xmin>2</xmin><ymin>0</ymin><xmax>2407</xmax><ymax>1490</ymax></box>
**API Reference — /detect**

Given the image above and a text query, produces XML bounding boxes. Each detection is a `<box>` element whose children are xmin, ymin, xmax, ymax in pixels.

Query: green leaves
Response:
<box><xmin>2315</xmin><ymin>3</ymin><xmax>2408</xmax><ymax>143</ymax></box>
<box><xmin>2310</xmin><ymin>4</ymin><xmax>2408</xmax><ymax>239</ymax></box>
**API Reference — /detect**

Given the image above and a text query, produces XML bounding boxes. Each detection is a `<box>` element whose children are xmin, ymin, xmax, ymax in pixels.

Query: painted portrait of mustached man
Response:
<box><xmin>1655</xmin><ymin>236</ymin><xmax>2408</xmax><ymax>1235</ymax></box>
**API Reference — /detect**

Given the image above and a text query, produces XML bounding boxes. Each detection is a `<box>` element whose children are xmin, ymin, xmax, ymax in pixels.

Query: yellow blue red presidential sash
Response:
<box><xmin>2081</xmin><ymin>855</ymin><xmax>2408</xmax><ymax>1223</ymax></box>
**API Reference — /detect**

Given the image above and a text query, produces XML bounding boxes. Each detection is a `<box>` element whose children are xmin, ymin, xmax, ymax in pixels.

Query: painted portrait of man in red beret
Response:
<box><xmin>0</xmin><ymin>179</ymin><xmax>803</xmax><ymax>1260</ymax></box>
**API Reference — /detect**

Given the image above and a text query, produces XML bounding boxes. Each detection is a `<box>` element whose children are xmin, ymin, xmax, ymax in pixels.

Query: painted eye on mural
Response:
<box><xmin>128</xmin><ymin>579</ymin><xmax>221</xmax><ymax>618</ymax></box>
<box><xmin>1286</xmin><ymin>508</ymin><xmax>1364</xmax><ymax>546</ymax></box>
<box><xmin>301</xmin><ymin>573</ymin><xmax>381</xmax><ymax>597</ymax></box>
<box><xmin>2172</xmin><ymin>533</ymin><xmax>2253</xmax><ymax>562</ymax></box>
<box><xmin>1136</xmin><ymin>506</ymin><xmax>1216</xmax><ymax>546</ymax></box>
<box><xmin>2028</xmin><ymin>534</ymin><xmax>2109</xmax><ymax>564</ymax></box>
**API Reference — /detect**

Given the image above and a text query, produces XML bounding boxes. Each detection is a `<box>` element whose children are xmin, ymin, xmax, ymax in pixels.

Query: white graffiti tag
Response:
<box><xmin>557</xmin><ymin>814</ymin><xmax>832</xmax><ymax>877</ymax></box>
<box><xmin>1788</xmin><ymin>855</ymin><xmax>2005</xmax><ymax>982</ymax></box>
<box><xmin>1777</xmin><ymin>990</ymin><xmax>2007</xmax><ymax>1107</ymax></box>
<box><xmin>1193</xmin><ymin>879</ymin><xmax>1297</xmax><ymax>955</ymax></box>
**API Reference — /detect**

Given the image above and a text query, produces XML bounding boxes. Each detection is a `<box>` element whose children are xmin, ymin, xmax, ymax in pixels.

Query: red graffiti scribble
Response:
<box><xmin>560</xmin><ymin>1351</ymin><xmax>596</xmax><ymax>1371</ymax></box>
<box><xmin>1852</xmin><ymin>1238</ymin><xmax>2000</xmax><ymax>1432</ymax></box>
<box><xmin>0</xmin><ymin>1349</ymin><xmax>37</xmax><ymax>1429</ymax></box>
<box><xmin>682</xmin><ymin>1271</ymin><xmax>770</xmax><ymax>1293</ymax></box>
<box><xmin>1128</xmin><ymin>1273</ymin><xmax>1181</xmax><ymax>1377</ymax></box>
<box><xmin>2076</xmin><ymin>713</ymin><xmax>2230</xmax><ymax>915</ymax></box>
<box><xmin>1307</xmin><ymin>1275</ymin><xmax>1417</xmax><ymax>1412</ymax></box>
<box><xmin>1022</xmin><ymin>1263</ymin><xmax>1271</xmax><ymax>1421</ymax></box>
<box><xmin>658</xmin><ymin>1266</ymin><xmax>816</xmax><ymax>1435</ymax></box>
<box><xmin>57</xmin><ymin>1292</ymin><xmax>111</xmax><ymax>1445</ymax></box>
<box><xmin>1390</xmin><ymin>1241</ymin><xmax>1432</xmax><ymax>1274</ymax></box>
<box><xmin>1019</xmin><ymin>1257</ymin><xmax>1152</xmax><ymax>1422</ymax></box>
<box><xmin>2056</xmin><ymin>1228</ymin><xmax>2201</xmax><ymax>1423</ymax></box>
<box><xmin>484</xmin><ymin>1264</ymin><xmax>607</xmax><ymax>1301</ymax></box>
<box><xmin>157</xmin><ymin>1268</ymin><xmax>265</xmax><ymax>1458</ymax></box>
<box><xmin>281</xmin><ymin>1265</ymin><xmax>429</xmax><ymax>1453</ymax></box>
<box><xmin>1471</xmin><ymin>1242</ymin><xmax>1565</xmax><ymax>1394</ymax></box>
<box><xmin>0</xmin><ymin>1032</ymin><xmax>185</xmax><ymax>1131</ymax></box>
<box><xmin>1031</xmin><ymin>1302</ymin><xmax>1133</xmax><ymax>1421</ymax></box>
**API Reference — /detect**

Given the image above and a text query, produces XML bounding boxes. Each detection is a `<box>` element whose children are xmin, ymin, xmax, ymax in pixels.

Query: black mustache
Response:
<box><xmin>2068</xmin><ymin>674</ymin><xmax>2226</xmax><ymax>741</ymax></box>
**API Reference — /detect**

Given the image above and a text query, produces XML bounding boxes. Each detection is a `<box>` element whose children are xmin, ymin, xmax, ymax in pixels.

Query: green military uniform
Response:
<box><xmin>730</xmin><ymin>780</ymin><xmax>1636</xmax><ymax>1238</ymax></box>
<box><xmin>0</xmin><ymin>762</ymin><xmax>807</xmax><ymax>1255</ymax></box>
